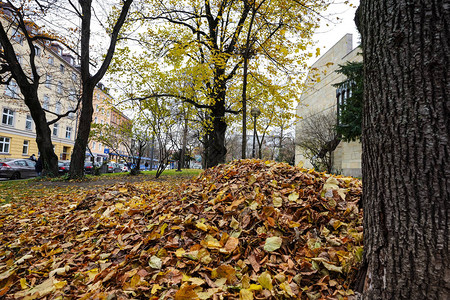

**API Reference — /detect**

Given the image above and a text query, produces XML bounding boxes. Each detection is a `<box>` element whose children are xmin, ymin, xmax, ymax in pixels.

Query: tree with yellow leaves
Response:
<box><xmin>111</xmin><ymin>0</ymin><xmax>331</xmax><ymax>167</ymax></box>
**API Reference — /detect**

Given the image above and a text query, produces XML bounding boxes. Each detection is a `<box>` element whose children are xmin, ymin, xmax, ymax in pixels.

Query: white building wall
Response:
<box><xmin>295</xmin><ymin>34</ymin><xmax>362</xmax><ymax>177</ymax></box>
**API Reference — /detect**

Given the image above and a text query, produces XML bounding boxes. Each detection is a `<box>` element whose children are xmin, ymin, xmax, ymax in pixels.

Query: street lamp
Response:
<box><xmin>250</xmin><ymin>107</ymin><xmax>261</xmax><ymax>158</ymax></box>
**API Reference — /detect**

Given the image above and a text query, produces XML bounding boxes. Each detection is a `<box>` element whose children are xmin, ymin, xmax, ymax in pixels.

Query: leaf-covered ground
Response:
<box><xmin>0</xmin><ymin>160</ymin><xmax>363</xmax><ymax>299</ymax></box>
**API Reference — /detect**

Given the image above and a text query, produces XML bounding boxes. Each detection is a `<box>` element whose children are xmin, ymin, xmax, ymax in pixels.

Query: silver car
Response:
<box><xmin>0</xmin><ymin>158</ymin><xmax>37</xmax><ymax>180</ymax></box>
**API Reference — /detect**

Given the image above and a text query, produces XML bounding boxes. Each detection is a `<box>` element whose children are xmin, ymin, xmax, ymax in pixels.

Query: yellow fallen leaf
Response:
<box><xmin>280</xmin><ymin>281</ymin><xmax>294</xmax><ymax>296</ymax></box>
<box><xmin>201</xmin><ymin>235</ymin><xmax>222</xmax><ymax>248</ymax></box>
<box><xmin>240</xmin><ymin>288</ymin><xmax>253</xmax><ymax>300</ymax></box>
<box><xmin>151</xmin><ymin>284</ymin><xmax>162</xmax><ymax>294</ymax></box>
<box><xmin>54</xmin><ymin>280</ymin><xmax>67</xmax><ymax>289</ymax></box>
<box><xmin>264</xmin><ymin>236</ymin><xmax>282</xmax><ymax>252</ymax></box>
<box><xmin>249</xmin><ymin>284</ymin><xmax>262</xmax><ymax>291</ymax></box>
<box><xmin>258</xmin><ymin>272</ymin><xmax>273</xmax><ymax>290</ymax></box>
<box><xmin>197</xmin><ymin>288</ymin><xmax>220</xmax><ymax>299</ymax></box>
<box><xmin>175</xmin><ymin>248</ymin><xmax>186</xmax><ymax>258</ymax></box>
<box><xmin>20</xmin><ymin>278</ymin><xmax>27</xmax><ymax>290</ymax></box>
<box><xmin>196</xmin><ymin>222</ymin><xmax>208</xmax><ymax>231</ymax></box>
<box><xmin>288</xmin><ymin>192</ymin><xmax>299</xmax><ymax>202</ymax></box>
<box><xmin>14</xmin><ymin>277</ymin><xmax>55</xmax><ymax>298</ymax></box>
<box><xmin>230</xmin><ymin>217</ymin><xmax>240</xmax><ymax>230</ymax></box>
<box><xmin>188</xmin><ymin>277</ymin><xmax>205</xmax><ymax>286</ymax></box>
<box><xmin>273</xmin><ymin>196</ymin><xmax>283</xmax><ymax>207</ymax></box>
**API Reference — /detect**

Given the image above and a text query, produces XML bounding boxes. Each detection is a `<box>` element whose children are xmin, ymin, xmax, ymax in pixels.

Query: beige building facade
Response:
<box><xmin>88</xmin><ymin>84</ymin><xmax>131</xmax><ymax>163</ymax></box>
<box><xmin>295</xmin><ymin>34</ymin><xmax>362</xmax><ymax>177</ymax></box>
<box><xmin>0</xmin><ymin>11</ymin><xmax>79</xmax><ymax>161</ymax></box>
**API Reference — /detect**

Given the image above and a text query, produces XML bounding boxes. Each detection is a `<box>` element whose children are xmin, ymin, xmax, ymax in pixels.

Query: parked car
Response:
<box><xmin>106</xmin><ymin>162</ymin><xmax>121</xmax><ymax>173</ymax></box>
<box><xmin>0</xmin><ymin>158</ymin><xmax>37</xmax><ymax>180</ymax></box>
<box><xmin>118</xmin><ymin>163</ymin><xmax>129</xmax><ymax>172</ymax></box>
<box><xmin>84</xmin><ymin>161</ymin><xmax>94</xmax><ymax>174</ymax></box>
<box><xmin>58</xmin><ymin>161</ymin><xmax>70</xmax><ymax>175</ymax></box>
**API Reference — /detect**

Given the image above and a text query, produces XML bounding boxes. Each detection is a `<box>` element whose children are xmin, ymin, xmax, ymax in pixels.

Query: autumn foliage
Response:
<box><xmin>0</xmin><ymin>160</ymin><xmax>362</xmax><ymax>299</ymax></box>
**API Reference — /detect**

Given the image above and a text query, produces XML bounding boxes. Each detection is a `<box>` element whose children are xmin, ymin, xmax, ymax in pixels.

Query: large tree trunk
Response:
<box><xmin>70</xmin><ymin>87</ymin><xmax>94</xmax><ymax>177</ymax></box>
<box><xmin>205</xmin><ymin>70</ymin><xmax>227</xmax><ymax>168</ymax></box>
<box><xmin>26</xmin><ymin>91</ymin><xmax>59</xmax><ymax>176</ymax></box>
<box><xmin>206</xmin><ymin>105</ymin><xmax>227</xmax><ymax>168</ymax></box>
<box><xmin>357</xmin><ymin>1</ymin><xmax>449</xmax><ymax>299</ymax></box>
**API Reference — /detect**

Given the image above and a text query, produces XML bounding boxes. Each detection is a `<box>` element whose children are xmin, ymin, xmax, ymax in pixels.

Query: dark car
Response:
<box><xmin>58</xmin><ymin>161</ymin><xmax>70</xmax><ymax>175</ymax></box>
<box><xmin>0</xmin><ymin>158</ymin><xmax>37</xmax><ymax>180</ymax></box>
<box><xmin>84</xmin><ymin>161</ymin><xmax>94</xmax><ymax>174</ymax></box>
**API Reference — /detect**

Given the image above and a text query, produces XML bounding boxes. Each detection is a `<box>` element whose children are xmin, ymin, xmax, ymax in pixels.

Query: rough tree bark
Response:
<box><xmin>205</xmin><ymin>69</ymin><xmax>228</xmax><ymax>168</ymax></box>
<box><xmin>357</xmin><ymin>1</ymin><xmax>449</xmax><ymax>299</ymax></box>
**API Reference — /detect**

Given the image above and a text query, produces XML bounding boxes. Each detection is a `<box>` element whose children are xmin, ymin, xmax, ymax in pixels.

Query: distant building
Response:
<box><xmin>0</xmin><ymin>9</ymin><xmax>79</xmax><ymax>161</ymax></box>
<box><xmin>88</xmin><ymin>83</ymin><xmax>131</xmax><ymax>164</ymax></box>
<box><xmin>295</xmin><ymin>34</ymin><xmax>362</xmax><ymax>177</ymax></box>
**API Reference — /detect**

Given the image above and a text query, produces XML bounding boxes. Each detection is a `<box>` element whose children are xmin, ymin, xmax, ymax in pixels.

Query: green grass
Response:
<box><xmin>84</xmin><ymin>168</ymin><xmax>202</xmax><ymax>179</ymax></box>
<box><xmin>0</xmin><ymin>178</ymin><xmax>45</xmax><ymax>205</ymax></box>
<box><xmin>0</xmin><ymin>169</ymin><xmax>203</xmax><ymax>206</ymax></box>
<box><xmin>140</xmin><ymin>168</ymin><xmax>203</xmax><ymax>178</ymax></box>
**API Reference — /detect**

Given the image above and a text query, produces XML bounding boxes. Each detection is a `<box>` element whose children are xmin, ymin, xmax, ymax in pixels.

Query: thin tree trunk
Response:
<box><xmin>179</xmin><ymin>116</ymin><xmax>188</xmax><ymax>170</ymax></box>
<box><xmin>241</xmin><ymin>6</ymin><xmax>256</xmax><ymax>160</ymax></box>
<box><xmin>357</xmin><ymin>1</ymin><xmax>449</xmax><ymax>299</ymax></box>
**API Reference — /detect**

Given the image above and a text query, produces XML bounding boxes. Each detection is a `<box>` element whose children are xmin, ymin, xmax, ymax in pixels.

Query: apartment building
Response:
<box><xmin>295</xmin><ymin>34</ymin><xmax>362</xmax><ymax>177</ymax></box>
<box><xmin>88</xmin><ymin>83</ymin><xmax>131</xmax><ymax>164</ymax></box>
<box><xmin>0</xmin><ymin>10</ymin><xmax>79</xmax><ymax>161</ymax></box>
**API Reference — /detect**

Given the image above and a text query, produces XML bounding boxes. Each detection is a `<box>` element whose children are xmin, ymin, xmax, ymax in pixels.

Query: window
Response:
<box><xmin>336</xmin><ymin>84</ymin><xmax>351</xmax><ymax>126</ymax></box>
<box><xmin>53</xmin><ymin>123</ymin><xmax>58</xmax><ymax>136</ymax></box>
<box><xmin>5</xmin><ymin>80</ymin><xmax>19</xmax><ymax>98</ymax></box>
<box><xmin>69</xmin><ymin>89</ymin><xmax>76</xmax><ymax>101</ymax></box>
<box><xmin>71</xmin><ymin>72</ymin><xmax>77</xmax><ymax>82</ymax></box>
<box><xmin>101</xmin><ymin>120</ymin><xmax>104</xmax><ymax>125</ymax></box>
<box><xmin>2</xmin><ymin>108</ymin><xmax>14</xmax><ymax>126</ymax></box>
<box><xmin>0</xmin><ymin>137</ymin><xmax>10</xmax><ymax>153</ymax></box>
<box><xmin>16</xmin><ymin>55</ymin><xmax>22</xmax><ymax>65</ymax></box>
<box><xmin>48</xmin><ymin>56</ymin><xmax>54</xmax><ymax>65</ymax></box>
<box><xmin>98</xmin><ymin>143</ymin><xmax>102</xmax><ymax>151</ymax></box>
<box><xmin>57</xmin><ymin>81</ymin><xmax>63</xmax><ymax>94</ymax></box>
<box><xmin>43</xmin><ymin>95</ymin><xmax>50</xmax><ymax>110</ymax></box>
<box><xmin>94</xmin><ymin>117</ymin><xmax>98</xmax><ymax>123</ymax></box>
<box><xmin>65</xmin><ymin>126</ymin><xmax>72</xmax><ymax>139</ymax></box>
<box><xmin>34</xmin><ymin>46</ymin><xmax>41</xmax><ymax>56</ymax></box>
<box><xmin>96</xmin><ymin>104</ymin><xmax>99</xmax><ymax>112</ymax></box>
<box><xmin>25</xmin><ymin>115</ymin><xmax>33</xmax><ymax>130</ymax></box>
<box><xmin>92</xmin><ymin>141</ymin><xmax>96</xmax><ymax>149</ymax></box>
<box><xmin>45</xmin><ymin>74</ymin><xmax>52</xmax><ymax>88</ymax></box>
<box><xmin>12</xmin><ymin>32</ymin><xmax>22</xmax><ymax>44</ymax></box>
<box><xmin>55</xmin><ymin>102</ymin><xmax>61</xmax><ymax>114</ymax></box>
<box><xmin>14</xmin><ymin>160</ymin><xmax>27</xmax><ymax>167</ymax></box>
<box><xmin>22</xmin><ymin>140</ymin><xmax>29</xmax><ymax>155</ymax></box>
<box><xmin>60</xmin><ymin>64</ymin><xmax>65</xmax><ymax>73</ymax></box>
<box><xmin>68</xmin><ymin>106</ymin><xmax>76</xmax><ymax>119</ymax></box>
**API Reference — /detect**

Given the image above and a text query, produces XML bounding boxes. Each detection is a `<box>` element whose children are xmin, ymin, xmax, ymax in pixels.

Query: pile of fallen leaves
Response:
<box><xmin>0</xmin><ymin>160</ymin><xmax>363</xmax><ymax>299</ymax></box>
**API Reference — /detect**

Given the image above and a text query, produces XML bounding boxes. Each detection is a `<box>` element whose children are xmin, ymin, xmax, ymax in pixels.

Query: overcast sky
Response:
<box><xmin>311</xmin><ymin>0</ymin><xmax>360</xmax><ymax>58</ymax></box>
